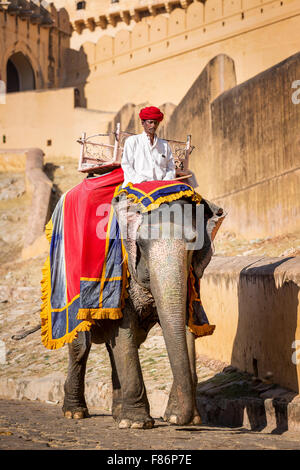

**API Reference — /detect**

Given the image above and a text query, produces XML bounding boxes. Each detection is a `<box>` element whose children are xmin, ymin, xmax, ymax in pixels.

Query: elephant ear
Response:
<box><xmin>111</xmin><ymin>193</ymin><xmax>143</xmax><ymax>279</ymax></box>
<box><xmin>192</xmin><ymin>198</ymin><xmax>226</xmax><ymax>279</ymax></box>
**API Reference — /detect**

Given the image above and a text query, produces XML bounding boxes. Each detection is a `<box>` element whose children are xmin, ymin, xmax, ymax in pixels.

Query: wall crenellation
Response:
<box><xmin>66</xmin><ymin>0</ymin><xmax>299</xmax><ymax>80</ymax></box>
<box><xmin>66</xmin><ymin>0</ymin><xmax>288</xmax><ymax>36</ymax></box>
<box><xmin>0</xmin><ymin>1</ymin><xmax>72</xmax><ymax>90</ymax></box>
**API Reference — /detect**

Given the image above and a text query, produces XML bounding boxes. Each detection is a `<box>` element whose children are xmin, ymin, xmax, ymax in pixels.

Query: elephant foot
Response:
<box><xmin>63</xmin><ymin>408</ymin><xmax>89</xmax><ymax>419</ymax></box>
<box><xmin>191</xmin><ymin>414</ymin><xmax>202</xmax><ymax>425</ymax></box>
<box><xmin>164</xmin><ymin>411</ymin><xmax>202</xmax><ymax>426</ymax></box>
<box><xmin>117</xmin><ymin>417</ymin><xmax>155</xmax><ymax>430</ymax></box>
<box><xmin>164</xmin><ymin>414</ymin><xmax>186</xmax><ymax>425</ymax></box>
<box><xmin>118</xmin><ymin>418</ymin><xmax>154</xmax><ymax>429</ymax></box>
<box><xmin>112</xmin><ymin>402</ymin><xmax>122</xmax><ymax>421</ymax></box>
<box><xmin>163</xmin><ymin>402</ymin><xmax>201</xmax><ymax>425</ymax></box>
<box><xmin>164</xmin><ymin>387</ymin><xmax>201</xmax><ymax>426</ymax></box>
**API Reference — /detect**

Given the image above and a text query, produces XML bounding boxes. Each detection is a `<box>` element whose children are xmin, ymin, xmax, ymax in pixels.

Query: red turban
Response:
<box><xmin>139</xmin><ymin>106</ymin><xmax>164</xmax><ymax>122</ymax></box>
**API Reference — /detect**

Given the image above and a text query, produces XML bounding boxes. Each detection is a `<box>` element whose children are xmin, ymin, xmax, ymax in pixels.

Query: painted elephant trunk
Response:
<box><xmin>148</xmin><ymin>239</ymin><xmax>194</xmax><ymax>425</ymax></box>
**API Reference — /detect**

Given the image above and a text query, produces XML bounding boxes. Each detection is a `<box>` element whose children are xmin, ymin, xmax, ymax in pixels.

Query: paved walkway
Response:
<box><xmin>1</xmin><ymin>284</ymin><xmax>300</xmax><ymax>446</ymax></box>
<box><xmin>0</xmin><ymin>399</ymin><xmax>300</xmax><ymax>450</ymax></box>
<box><xmin>1</xmin><ymin>163</ymin><xmax>300</xmax><ymax>451</ymax></box>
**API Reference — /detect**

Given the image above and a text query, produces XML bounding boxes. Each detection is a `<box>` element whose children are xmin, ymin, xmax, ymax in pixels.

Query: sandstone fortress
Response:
<box><xmin>1</xmin><ymin>1</ymin><xmax>300</xmax><ymax>134</ymax></box>
<box><xmin>1</xmin><ymin>0</ymin><xmax>299</xmax><ymax>240</ymax></box>
<box><xmin>0</xmin><ymin>0</ymin><xmax>300</xmax><ymax>397</ymax></box>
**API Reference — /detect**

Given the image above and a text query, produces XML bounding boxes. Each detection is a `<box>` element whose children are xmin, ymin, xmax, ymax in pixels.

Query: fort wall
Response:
<box><xmin>61</xmin><ymin>0</ymin><xmax>300</xmax><ymax>111</ymax></box>
<box><xmin>196</xmin><ymin>255</ymin><xmax>300</xmax><ymax>393</ymax></box>
<box><xmin>167</xmin><ymin>52</ymin><xmax>300</xmax><ymax>238</ymax></box>
<box><xmin>0</xmin><ymin>87</ymin><xmax>115</xmax><ymax>158</ymax></box>
<box><xmin>0</xmin><ymin>4</ymin><xmax>71</xmax><ymax>91</ymax></box>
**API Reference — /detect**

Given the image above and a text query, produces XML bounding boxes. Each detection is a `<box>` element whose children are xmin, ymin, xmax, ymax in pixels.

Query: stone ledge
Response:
<box><xmin>204</xmin><ymin>255</ymin><xmax>300</xmax><ymax>282</ymax></box>
<box><xmin>197</xmin><ymin>395</ymin><xmax>300</xmax><ymax>433</ymax></box>
<box><xmin>197</xmin><ymin>255</ymin><xmax>300</xmax><ymax>393</ymax></box>
<box><xmin>0</xmin><ymin>375</ymin><xmax>168</xmax><ymax>418</ymax></box>
<box><xmin>0</xmin><ymin>147</ymin><xmax>52</xmax><ymax>258</ymax></box>
<box><xmin>1</xmin><ymin>372</ymin><xmax>299</xmax><ymax>432</ymax></box>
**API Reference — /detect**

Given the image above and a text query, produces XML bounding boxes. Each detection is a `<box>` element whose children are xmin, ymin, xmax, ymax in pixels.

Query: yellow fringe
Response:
<box><xmin>117</xmin><ymin>192</ymin><xmax>144</xmax><ymax>207</ymax></box>
<box><xmin>187</xmin><ymin>267</ymin><xmax>216</xmax><ymax>338</ymax></box>
<box><xmin>187</xmin><ymin>201</ymin><xmax>223</xmax><ymax>337</ymax></box>
<box><xmin>40</xmin><ymin>216</ymin><xmax>94</xmax><ymax>350</ymax></box>
<box><xmin>40</xmin><ymin>247</ymin><xmax>94</xmax><ymax>350</ymax></box>
<box><xmin>40</xmin><ymin>219</ymin><xmax>55</xmax><ymax>349</ymax></box>
<box><xmin>188</xmin><ymin>322</ymin><xmax>216</xmax><ymax>337</ymax></box>
<box><xmin>117</xmin><ymin>186</ymin><xmax>202</xmax><ymax>213</ymax></box>
<box><xmin>40</xmin><ymin>200</ymin><xmax>131</xmax><ymax>349</ymax></box>
<box><xmin>40</xmin><ymin>187</ymin><xmax>209</xmax><ymax>348</ymax></box>
<box><xmin>144</xmin><ymin>190</ymin><xmax>202</xmax><ymax>213</ymax></box>
<box><xmin>45</xmin><ymin>218</ymin><xmax>53</xmax><ymax>243</ymax></box>
<box><xmin>77</xmin><ymin>308</ymin><xmax>123</xmax><ymax>321</ymax></box>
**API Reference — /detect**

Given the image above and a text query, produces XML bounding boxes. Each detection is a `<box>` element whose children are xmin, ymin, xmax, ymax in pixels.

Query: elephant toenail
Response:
<box><xmin>144</xmin><ymin>420</ymin><xmax>154</xmax><ymax>429</ymax></box>
<box><xmin>131</xmin><ymin>422</ymin><xmax>144</xmax><ymax>429</ymax></box>
<box><xmin>64</xmin><ymin>411</ymin><xmax>73</xmax><ymax>419</ymax></box>
<box><xmin>192</xmin><ymin>416</ymin><xmax>202</xmax><ymax>425</ymax></box>
<box><xmin>118</xmin><ymin>419</ymin><xmax>131</xmax><ymax>429</ymax></box>
<box><xmin>169</xmin><ymin>415</ymin><xmax>178</xmax><ymax>424</ymax></box>
<box><xmin>73</xmin><ymin>411</ymin><xmax>85</xmax><ymax>419</ymax></box>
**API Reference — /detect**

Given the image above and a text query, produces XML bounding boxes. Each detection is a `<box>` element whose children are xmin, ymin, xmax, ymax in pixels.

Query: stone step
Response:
<box><xmin>1</xmin><ymin>373</ymin><xmax>299</xmax><ymax>432</ymax></box>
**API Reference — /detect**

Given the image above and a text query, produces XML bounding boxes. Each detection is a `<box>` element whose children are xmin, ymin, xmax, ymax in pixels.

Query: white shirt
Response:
<box><xmin>121</xmin><ymin>131</ymin><xmax>176</xmax><ymax>187</ymax></box>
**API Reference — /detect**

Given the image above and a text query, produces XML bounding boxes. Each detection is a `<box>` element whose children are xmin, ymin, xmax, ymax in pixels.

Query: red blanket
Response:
<box><xmin>41</xmin><ymin>168</ymin><xmax>126</xmax><ymax>349</ymax></box>
<box><xmin>41</xmin><ymin>170</ymin><xmax>216</xmax><ymax>350</ymax></box>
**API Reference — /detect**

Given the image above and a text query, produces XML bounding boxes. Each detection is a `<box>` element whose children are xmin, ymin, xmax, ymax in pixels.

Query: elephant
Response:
<box><xmin>62</xmin><ymin>188</ymin><xmax>224</xmax><ymax>429</ymax></box>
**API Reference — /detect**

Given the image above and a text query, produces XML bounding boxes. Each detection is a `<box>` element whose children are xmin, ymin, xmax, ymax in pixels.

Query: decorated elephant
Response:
<box><xmin>41</xmin><ymin>169</ymin><xmax>224</xmax><ymax>429</ymax></box>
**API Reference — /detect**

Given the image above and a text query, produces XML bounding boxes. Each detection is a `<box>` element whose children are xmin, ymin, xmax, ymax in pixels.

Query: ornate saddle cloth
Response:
<box><xmin>41</xmin><ymin>169</ymin><xmax>221</xmax><ymax>349</ymax></box>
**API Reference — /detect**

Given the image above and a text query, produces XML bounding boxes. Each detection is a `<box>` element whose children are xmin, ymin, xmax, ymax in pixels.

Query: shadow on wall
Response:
<box><xmin>43</xmin><ymin>162</ymin><xmax>62</xmax><ymax>224</ymax></box>
<box><xmin>197</xmin><ymin>257</ymin><xmax>299</xmax><ymax>433</ymax></box>
<box><xmin>233</xmin><ymin>257</ymin><xmax>299</xmax><ymax>432</ymax></box>
<box><xmin>108</xmin><ymin>103</ymin><xmax>143</xmax><ymax>135</ymax></box>
<box><xmin>62</xmin><ymin>46</ymin><xmax>90</xmax><ymax>107</ymax></box>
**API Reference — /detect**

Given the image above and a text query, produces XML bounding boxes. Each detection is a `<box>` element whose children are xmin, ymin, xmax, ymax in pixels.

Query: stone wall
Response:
<box><xmin>0</xmin><ymin>3</ymin><xmax>71</xmax><ymax>91</ymax></box>
<box><xmin>0</xmin><ymin>87</ymin><xmax>116</xmax><ymax>159</ymax></box>
<box><xmin>0</xmin><ymin>147</ymin><xmax>52</xmax><ymax>259</ymax></box>
<box><xmin>61</xmin><ymin>0</ymin><xmax>300</xmax><ymax>111</ymax></box>
<box><xmin>196</xmin><ymin>255</ymin><xmax>300</xmax><ymax>393</ymax></box>
<box><xmin>167</xmin><ymin>51</ymin><xmax>300</xmax><ymax>238</ymax></box>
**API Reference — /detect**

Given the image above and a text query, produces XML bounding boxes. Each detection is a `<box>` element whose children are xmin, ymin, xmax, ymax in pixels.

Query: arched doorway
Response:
<box><xmin>6</xmin><ymin>52</ymin><xmax>36</xmax><ymax>92</ymax></box>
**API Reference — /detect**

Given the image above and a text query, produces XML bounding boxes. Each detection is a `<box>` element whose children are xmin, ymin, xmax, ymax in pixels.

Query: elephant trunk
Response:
<box><xmin>148</xmin><ymin>239</ymin><xmax>194</xmax><ymax>424</ymax></box>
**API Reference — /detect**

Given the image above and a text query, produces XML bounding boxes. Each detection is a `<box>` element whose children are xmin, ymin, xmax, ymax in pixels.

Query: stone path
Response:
<box><xmin>0</xmin><ymin>399</ymin><xmax>300</xmax><ymax>450</ymax></box>
<box><xmin>0</xmin><ymin>216</ymin><xmax>300</xmax><ymax>441</ymax></box>
<box><xmin>1</xmin><ymin>160</ymin><xmax>300</xmax><ymax>450</ymax></box>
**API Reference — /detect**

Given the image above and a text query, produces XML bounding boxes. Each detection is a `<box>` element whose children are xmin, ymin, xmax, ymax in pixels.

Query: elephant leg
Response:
<box><xmin>108</xmin><ymin>311</ymin><xmax>154</xmax><ymax>429</ymax></box>
<box><xmin>164</xmin><ymin>328</ymin><xmax>201</xmax><ymax>425</ymax></box>
<box><xmin>62</xmin><ymin>330</ymin><xmax>91</xmax><ymax>419</ymax></box>
<box><xmin>105</xmin><ymin>342</ymin><xmax>122</xmax><ymax>421</ymax></box>
<box><xmin>186</xmin><ymin>327</ymin><xmax>201</xmax><ymax>424</ymax></box>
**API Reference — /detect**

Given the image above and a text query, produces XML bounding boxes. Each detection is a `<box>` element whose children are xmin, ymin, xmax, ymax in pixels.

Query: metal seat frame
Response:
<box><xmin>77</xmin><ymin>123</ymin><xmax>194</xmax><ymax>178</ymax></box>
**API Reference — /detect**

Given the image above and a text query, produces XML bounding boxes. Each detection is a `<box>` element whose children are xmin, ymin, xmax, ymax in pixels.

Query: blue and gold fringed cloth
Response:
<box><xmin>41</xmin><ymin>172</ymin><xmax>219</xmax><ymax>350</ymax></box>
